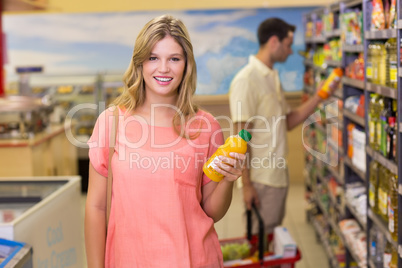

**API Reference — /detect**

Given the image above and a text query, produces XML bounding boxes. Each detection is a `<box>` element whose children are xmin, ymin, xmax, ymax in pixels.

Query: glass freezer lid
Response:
<box><xmin>0</xmin><ymin>180</ymin><xmax>67</xmax><ymax>199</ymax></box>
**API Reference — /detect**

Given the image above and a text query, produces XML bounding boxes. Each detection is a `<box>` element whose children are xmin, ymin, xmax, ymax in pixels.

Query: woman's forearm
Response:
<box><xmin>202</xmin><ymin>180</ymin><xmax>234</xmax><ymax>222</ymax></box>
<box><xmin>85</xmin><ymin>203</ymin><xmax>107</xmax><ymax>267</ymax></box>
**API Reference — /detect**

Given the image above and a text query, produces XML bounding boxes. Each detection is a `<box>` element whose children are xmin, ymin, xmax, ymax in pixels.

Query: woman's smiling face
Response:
<box><xmin>142</xmin><ymin>35</ymin><xmax>186</xmax><ymax>99</ymax></box>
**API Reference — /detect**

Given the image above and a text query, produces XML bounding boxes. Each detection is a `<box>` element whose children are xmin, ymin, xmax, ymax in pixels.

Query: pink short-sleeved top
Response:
<box><xmin>88</xmin><ymin>107</ymin><xmax>224</xmax><ymax>268</ymax></box>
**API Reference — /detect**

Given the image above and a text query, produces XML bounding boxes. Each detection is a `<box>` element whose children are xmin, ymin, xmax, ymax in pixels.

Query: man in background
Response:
<box><xmin>229</xmin><ymin>17</ymin><xmax>337</xmax><ymax>234</ymax></box>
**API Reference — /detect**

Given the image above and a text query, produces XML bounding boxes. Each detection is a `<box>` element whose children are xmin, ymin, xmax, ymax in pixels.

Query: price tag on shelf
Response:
<box><xmin>382</xmin><ymin>87</ymin><xmax>390</xmax><ymax>97</ymax></box>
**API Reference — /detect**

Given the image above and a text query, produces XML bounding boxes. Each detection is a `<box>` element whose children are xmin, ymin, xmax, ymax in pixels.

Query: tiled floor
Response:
<box><xmin>81</xmin><ymin>182</ymin><xmax>329</xmax><ymax>267</ymax></box>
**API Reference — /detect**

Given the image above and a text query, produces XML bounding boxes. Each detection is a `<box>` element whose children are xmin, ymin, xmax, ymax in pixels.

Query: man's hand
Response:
<box><xmin>243</xmin><ymin>184</ymin><xmax>259</xmax><ymax>210</ymax></box>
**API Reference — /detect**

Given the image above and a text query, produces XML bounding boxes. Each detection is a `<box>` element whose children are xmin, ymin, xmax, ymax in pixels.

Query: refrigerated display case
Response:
<box><xmin>0</xmin><ymin>176</ymin><xmax>83</xmax><ymax>268</ymax></box>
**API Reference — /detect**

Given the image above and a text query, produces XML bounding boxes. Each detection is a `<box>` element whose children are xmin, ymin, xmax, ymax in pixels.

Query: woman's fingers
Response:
<box><xmin>213</xmin><ymin>153</ymin><xmax>246</xmax><ymax>181</ymax></box>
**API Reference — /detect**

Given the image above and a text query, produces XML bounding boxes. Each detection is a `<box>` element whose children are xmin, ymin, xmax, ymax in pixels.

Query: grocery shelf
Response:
<box><xmin>365</xmin><ymin>29</ymin><xmax>397</xmax><ymax>39</ymax></box>
<box><xmin>303</xmin><ymin>2</ymin><xmax>402</xmax><ymax>266</ymax></box>
<box><xmin>344</xmin><ymin>156</ymin><xmax>366</xmax><ymax>181</ymax></box>
<box><xmin>325</xmin><ymin>60</ymin><xmax>342</xmax><ymax>67</ymax></box>
<box><xmin>345</xmin><ymin>200</ymin><xmax>366</xmax><ymax>230</ymax></box>
<box><xmin>366</xmin><ymin>83</ymin><xmax>397</xmax><ymax>99</ymax></box>
<box><xmin>366</xmin><ymin>146</ymin><xmax>398</xmax><ymax>175</ymax></box>
<box><xmin>304</xmin><ymin>59</ymin><xmax>314</xmax><ymax>67</ymax></box>
<box><xmin>342</xmin><ymin>44</ymin><xmax>364</xmax><ymax>53</ymax></box>
<box><xmin>314</xmin><ymin>65</ymin><xmax>328</xmax><ymax>74</ymax></box>
<box><xmin>327</xmin><ymin>166</ymin><xmax>344</xmax><ymax>185</ymax></box>
<box><xmin>339</xmin><ymin>230</ymin><xmax>366</xmax><ymax>267</ymax></box>
<box><xmin>368</xmin><ymin>209</ymin><xmax>398</xmax><ymax>250</ymax></box>
<box><xmin>343</xmin><ymin>109</ymin><xmax>365</xmax><ymax>126</ymax></box>
<box><xmin>342</xmin><ymin>77</ymin><xmax>365</xmax><ymax>90</ymax></box>
<box><xmin>333</xmin><ymin>88</ymin><xmax>343</xmax><ymax>99</ymax></box>
<box><xmin>305</xmin><ymin>36</ymin><xmax>327</xmax><ymax>43</ymax></box>
<box><xmin>311</xmin><ymin>218</ymin><xmax>340</xmax><ymax>268</ymax></box>
<box><xmin>328</xmin><ymin>138</ymin><xmax>344</xmax><ymax>156</ymax></box>
<box><xmin>325</xmin><ymin>29</ymin><xmax>341</xmax><ymax>38</ymax></box>
<box><xmin>328</xmin><ymin>190</ymin><xmax>343</xmax><ymax>213</ymax></box>
<box><xmin>343</xmin><ymin>0</ymin><xmax>363</xmax><ymax>8</ymax></box>
<box><xmin>304</xmin><ymin>169</ymin><xmax>313</xmax><ymax>188</ymax></box>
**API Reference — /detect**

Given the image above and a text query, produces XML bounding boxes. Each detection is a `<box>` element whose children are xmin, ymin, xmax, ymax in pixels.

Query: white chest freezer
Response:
<box><xmin>0</xmin><ymin>176</ymin><xmax>83</xmax><ymax>268</ymax></box>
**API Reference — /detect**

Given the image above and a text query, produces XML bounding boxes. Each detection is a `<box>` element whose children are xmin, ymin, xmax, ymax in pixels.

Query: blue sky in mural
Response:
<box><xmin>4</xmin><ymin>7</ymin><xmax>314</xmax><ymax>94</ymax></box>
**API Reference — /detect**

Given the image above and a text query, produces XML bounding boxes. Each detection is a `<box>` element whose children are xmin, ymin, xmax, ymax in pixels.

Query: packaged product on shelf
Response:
<box><xmin>387</xmin><ymin>116</ymin><xmax>396</xmax><ymax>161</ymax></box>
<box><xmin>383</xmin><ymin>241</ymin><xmax>393</xmax><ymax>267</ymax></box>
<box><xmin>373</xmin><ymin>43</ymin><xmax>387</xmax><ymax>86</ymax></box>
<box><xmin>385</xmin><ymin>38</ymin><xmax>397</xmax><ymax>89</ymax></box>
<box><xmin>368</xmin><ymin>160</ymin><xmax>380</xmax><ymax>214</ymax></box>
<box><xmin>388</xmin><ymin>172</ymin><xmax>398</xmax><ymax>241</ymax></box>
<box><xmin>345</xmin><ymin>182</ymin><xmax>367</xmax><ymax>223</ymax></box>
<box><xmin>378</xmin><ymin>165</ymin><xmax>389</xmax><ymax>222</ymax></box>
<box><xmin>315</xmin><ymin>19</ymin><xmax>324</xmax><ymax>37</ymax></box>
<box><xmin>352</xmin><ymin>127</ymin><xmax>366</xmax><ymax>173</ymax></box>
<box><xmin>323</xmin><ymin>12</ymin><xmax>335</xmax><ymax>33</ymax></box>
<box><xmin>305</xmin><ymin>21</ymin><xmax>313</xmax><ymax>38</ymax></box>
<box><xmin>376</xmin><ymin>97</ymin><xmax>384</xmax><ymax>150</ymax></box>
<box><xmin>345</xmin><ymin>53</ymin><xmax>364</xmax><ymax>81</ymax></box>
<box><xmin>390</xmin><ymin>245</ymin><xmax>398</xmax><ymax>268</ymax></box>
<box><xmin>369</xmin><ymin>225</ymin><xmax>382</xmax><ymax>266</ymax></box>
<box><xmin>371</xmin><ymin>0</ymin><xmax>386</xmax><ymax>30</ymax></box>
<box><xmin>368</xmin><ymin>94</ymin><xmax>381</xmax><ymax>150</ymax></box>
<box><xmin>367</xmin><ymin>44</ymin><xmax>374</xmax><ymax>82</ymax></box>
<box><xmin>388</xmin><ymin>0</ymin><xmax>396</xmax><ymax>29</ymax></box>
<box><xmin>347</xmin><ymin>123</ymin><xmax>355</xmax><ymax>158</ymax></box>
<box><xmin>340</xmin><ymin>11</ymin><xmax>363</xmax><ymax>45</ymax></box>
<box><xmin>380</xmin><ymin>98</ymin><xmax>392</xmax><ymax>156</ymax></box>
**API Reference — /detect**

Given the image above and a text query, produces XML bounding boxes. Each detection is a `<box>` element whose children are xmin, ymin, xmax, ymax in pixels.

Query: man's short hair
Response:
<box><xmin>257</xmin><ymin>18</ymin><xmax>296</xmax><ymax>46</ymax></box>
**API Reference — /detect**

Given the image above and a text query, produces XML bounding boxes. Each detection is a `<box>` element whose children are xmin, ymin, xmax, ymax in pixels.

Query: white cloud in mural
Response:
<box><xmin>196</xmin><ymin>54</ymin><xmax>247</xmax><ymax>94</ymax></box>
<box><xmin>293</xmin><ymin>29</ymin><xmax>304</xmax><ymax>46</ymax></box>
<box><xmin>5</xmin><ymin>49</ymin><xmax>90</xmax><ymax>76</ymax></box>
<box><xmin>280</xmin><ymin>71</ymin><xmax>298</xmax><ymax>91</ymax></box>
<box><xmin>190</xmin><ymin>25</ymin><xmax>256</xmax><ymax>57</ymax></box>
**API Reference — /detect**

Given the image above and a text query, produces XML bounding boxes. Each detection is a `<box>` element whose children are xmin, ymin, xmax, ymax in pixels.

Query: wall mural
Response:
<box><xmin>4</xmin><ymin>7</ymin><xmax>315</xmax><ymax>94</ymax></box>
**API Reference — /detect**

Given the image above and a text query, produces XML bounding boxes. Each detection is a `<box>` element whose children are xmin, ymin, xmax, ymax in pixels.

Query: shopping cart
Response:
<box><xmin>219</xmin><ymin>204</ymin><xmax>302</xmax><ymax>268</ymax></box>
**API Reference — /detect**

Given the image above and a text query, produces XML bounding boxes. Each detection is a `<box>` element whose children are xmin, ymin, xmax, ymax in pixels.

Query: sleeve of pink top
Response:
<box><xmin>87</xmin><ymin>108</ymin><xmax>113</xmax><ymax>178</ymax></box>
<box><xmin>202</xmin><ymin>114</ymin><xmax>224</xmax><ymax>186</ymax></box>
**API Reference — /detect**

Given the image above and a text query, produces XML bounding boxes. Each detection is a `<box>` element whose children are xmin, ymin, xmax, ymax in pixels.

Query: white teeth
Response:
<box><xmin>155</xmin><ymin>77</ymin><xmax>172</xmax><ymax>82</ymax></box>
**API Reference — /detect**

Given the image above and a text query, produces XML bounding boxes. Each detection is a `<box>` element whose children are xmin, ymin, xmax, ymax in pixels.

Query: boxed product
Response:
<box><xmin>273</xmin><ymin>226</ymin><xmax>297</xmax><ymax>258</ymax></box>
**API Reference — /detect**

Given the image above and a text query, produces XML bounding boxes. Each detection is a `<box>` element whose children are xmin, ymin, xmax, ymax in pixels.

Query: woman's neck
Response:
<box><xmin>134</xmin><ymin>102</ymin><xmax>178</xmax><ymax>127</ymax></box>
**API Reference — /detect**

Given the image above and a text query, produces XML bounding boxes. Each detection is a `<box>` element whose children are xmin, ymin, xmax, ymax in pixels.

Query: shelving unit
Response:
<box><xmin>303</xmin><ymin>0</ymin><xmax>401</xmax><ymax>267</ymax></box>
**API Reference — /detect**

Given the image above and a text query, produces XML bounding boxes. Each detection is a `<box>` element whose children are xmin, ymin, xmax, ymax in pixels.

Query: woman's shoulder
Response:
<box><xmin>193</xmin><ymin>109</ymin><xmax>221</xmax><ymax>132</ymax></box>
<box><xmin>196</xmin><ymin>109</ymin><xmax>218</xmax><ymax>123</ymax></box>
<box><xmin>96</xmin><ymin>106</ymin><xmax>124</xmax><ymax>120</ymax></box>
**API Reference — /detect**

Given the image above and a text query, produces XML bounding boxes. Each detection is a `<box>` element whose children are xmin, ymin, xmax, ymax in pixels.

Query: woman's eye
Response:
<box><xmin>171</xmin><ymin>57</ymin><xmax>180</xmax><ymax>62</ymax></box>
<box><xmin>149</xmin><ymin>56</ymin><xmax>157</xmax><ymax>61</ymax></box>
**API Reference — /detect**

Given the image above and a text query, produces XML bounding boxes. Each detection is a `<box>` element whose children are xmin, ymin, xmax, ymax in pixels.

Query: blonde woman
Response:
<box><xmin>85</xmin><ymin>15</ymin><xmax>246</xmax><ymax>267</ymax></box>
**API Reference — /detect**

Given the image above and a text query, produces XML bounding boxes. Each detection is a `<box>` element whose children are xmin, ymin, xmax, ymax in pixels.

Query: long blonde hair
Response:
<box><xmin>113</xmin><ymin>15</ymin><xmax>199</xmax><ymax>136</ymax></box>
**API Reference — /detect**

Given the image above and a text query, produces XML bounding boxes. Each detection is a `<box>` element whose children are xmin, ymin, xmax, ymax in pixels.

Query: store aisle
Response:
<box><xmin>80</xmin><ymin>182</ymin><xmax>329</xmax><ymax>268</ymax></box>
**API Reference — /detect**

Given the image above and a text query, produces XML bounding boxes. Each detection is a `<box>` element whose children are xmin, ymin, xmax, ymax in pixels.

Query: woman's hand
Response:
<box><xmin>212</xmin><ymin>152</ymin><xmax>246</xmax><ymax>182</ymax></box>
